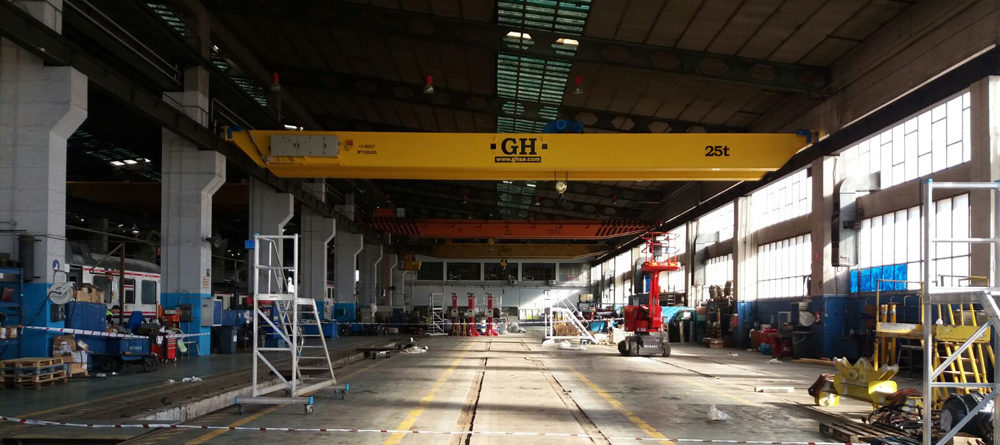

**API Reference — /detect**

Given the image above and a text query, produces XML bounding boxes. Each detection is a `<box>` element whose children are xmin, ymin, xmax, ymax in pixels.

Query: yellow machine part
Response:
<box><xmin>831</xmin><ymin>357</ymin><xmax>899</xmax><ymax>407</ymax></box>
<box><xmin>226</xmin><ymin>130</ymin><xmax>810</xmax><ymax>181</ymax></box>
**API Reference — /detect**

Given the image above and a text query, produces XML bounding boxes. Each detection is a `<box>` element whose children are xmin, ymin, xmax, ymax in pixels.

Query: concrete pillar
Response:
<box><xmin>733</xmin><ymin>196</ymin><xmax>757</xmax><ymax>348</ymax></box>
<box><xmin>300</xmin><ymin>181</ymin><xmax>335</xmax><ymax>300</ymax></box>
<box><xmin>968</xmin><ymin>76</ymin><xmax>1000</xmax><ymax>281</ymax></box>
<box><xmin>247</xmin><ymin>177</ymin><xmax>293</xmax><ymax>295</ymax></box>
<box><xmin>810</xmin><ymin>156</ymin><xmax>842</xmax><ymax>296</ymax></box>
<box><xmin>159</xmin><ymin>66</ymin><xmax>224</xmax><ymax>356</ymax></box>
<box><xmin>383</xmin><ymin>252</ymin><xmax>397</xmax><ymax>308</ymax></box>
<box><xmin>248</xmin><ymin>177</ymin><xmax>293</xmax><ymax>238</ymax></box>
<box><xmin>0</xmin><ymin>0</ymin><xmax>87</xmax><ymax>358</ymax></box>
<box><xmin>809</xmin><ymin>155</ymin><xmax>850</xmax><ymax>358</ymax></box>
<box><xmin>333</xmin><ymin>225</ymin><xmax>362</xmax><ymax>305</ymax></box>
<box><xmin>358</xmin><ymin>243</ymin><xmax>383</xmax><ymax>308</ymax></box>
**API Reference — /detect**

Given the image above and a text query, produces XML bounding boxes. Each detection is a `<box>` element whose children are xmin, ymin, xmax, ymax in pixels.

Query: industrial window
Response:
<box><xmin>417</xmin><ymin>262</ymin><xmax>443</xmax><ymax>280</ymax></box>
<box><xmin>446</xmin><ymin>263</ymin><xmax>481</xmax><ymax>281</ymax></box>
<box><xmin>697</xmin><ymin>203</ymin><xmax>734</xmax><ymax>247</ymax></box>
<box><xmin>485</xmin><ymin>262</ymin><xmax>519</xmax><ymax>280</ymax></box>
<box><xmin>522</xmin><ymin>263</ymin><xmax>555</xmax><ymax>281</ymax></box>
<box><xmin>140</xmin><ymin>280</ymin><xmax>156</xmax><ymax>305</ymax></box>
<box><xmin>839</xmin><ymin>92</ymin><xmax>970</xmax><ymax>188</ymax></box>
<box><xmin>613</xmin><ymin>250</ymin><xmax>632</xmax><ymax>304</ymax></box>
<box><xmin>857</xmin><ymin>194</ymin><xmax>970</xmax><ymax>291</ymax></box>
<box><xmin>751</xmin><ymin>169</ymin><xmax>811</xmax><ymax>231</ymax></box>
<box><xmin>757</xmin><ymin>235</ymin><xmax>811</xmax><ymax>300</ymax></box>
<box><xmin>123</xmin><ymin>278</ymin><xmax>136</xmax><ymax>304</ymax></box>
<box><xmin>558</xmin><ymin>263</ymin><xmax>588</xmax><ymax>283</ymax></box>
<box><xmin>662</xmin><ymin>226</ymin><xmax>686</xmax><ymax>295</ymax></box>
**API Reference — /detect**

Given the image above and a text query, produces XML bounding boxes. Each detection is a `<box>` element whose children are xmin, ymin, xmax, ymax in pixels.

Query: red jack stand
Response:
<box><xmin>485</xmin><ymin>293</ymin><xmax>498</xmax><ymax>336</ymax></box>
<box><xmin>466</xmin><ymin>293</ymin><xmax>480</xmax><ymax>337</ymax></box>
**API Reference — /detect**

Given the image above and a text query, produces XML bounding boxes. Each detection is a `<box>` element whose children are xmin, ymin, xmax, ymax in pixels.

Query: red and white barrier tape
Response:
<box><xmin>0</xmin><ymin>416</ymin><xmax>865</xmax><ymax>444</ymax></box>
<box><xmin>18</xmin><ymin>326</ymin><xmax>210</xmax><ymax>340</ymax></box>
<box><xmin>164</xmin><ymin>332</ymin><xmax>211</xmax><ymax>339</ymax></box>
<box><xmin>19</xmin><ymin>326</ymin><xmax>146</xmax><ymax>339</ymax></box>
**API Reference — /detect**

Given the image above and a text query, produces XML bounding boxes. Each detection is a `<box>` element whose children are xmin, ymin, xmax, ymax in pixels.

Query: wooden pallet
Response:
<box><xmin>820</xmin><ymin>421</ymin><xmax>909</xmax><ymax>443</ymax></box>
<box><xmin>0</xmin><ymin>363</ymin><xmax>66</xmax><ymax>376</ymax></box>
<box><xmin>0</xmin><ymin>357</ymin><xmax>63</xmax><ymax>370</ymax></box>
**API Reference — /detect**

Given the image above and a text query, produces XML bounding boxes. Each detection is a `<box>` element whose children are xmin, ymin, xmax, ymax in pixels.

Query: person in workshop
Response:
<box><xmin>107</xmin><ymin>305</ymin><xmax>121</xmax><ymax>327</ymax></box>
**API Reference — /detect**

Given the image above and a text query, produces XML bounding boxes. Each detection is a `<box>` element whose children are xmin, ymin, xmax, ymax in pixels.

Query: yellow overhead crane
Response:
<box><xmin>225</xmin><ymin>129</ymin><xmax>812</xmax><ymax>181</ymax></box>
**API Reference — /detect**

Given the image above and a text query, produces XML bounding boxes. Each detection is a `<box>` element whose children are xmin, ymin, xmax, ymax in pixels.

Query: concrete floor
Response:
<box><xmin>106</xmin><ymin>332</ymin><xmax>892</xmax><ymax>445</ymax></box>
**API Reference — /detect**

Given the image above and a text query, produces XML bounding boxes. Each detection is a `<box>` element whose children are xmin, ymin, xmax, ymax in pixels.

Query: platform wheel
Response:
<box><xmin>305</xmin><ymin>404</ymin><xmax>315</xmax><ymax>415</ymax></box>
<box><xmin>661</xmin><ymin>342</ymin><xmax>671</xmax><ymax>358</ymax></box>
<box><xmin>617</xmin><ymin>340</ymin><xmax>628</xmax><ymax>356</ymax></box>
<box><xmin>238</xmin><ymin>405</ymin><xmax>246</xmax><ymax>415</ymax></box>
<box><xmin>112</xmin><ymin>357</ymin><xmax>124</xmax><ymax>373</ymax></box>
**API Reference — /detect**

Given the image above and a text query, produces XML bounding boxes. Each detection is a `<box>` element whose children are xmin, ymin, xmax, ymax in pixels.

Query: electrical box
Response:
<box><xmin>201</xmin><ymin>299</ymin><xmax>213</xmax><ymax>327</ymax></box>
<box><xmin>179</xmin><ymin>304</ymin><xmax>192</xmax><ymax>322</ymax></box>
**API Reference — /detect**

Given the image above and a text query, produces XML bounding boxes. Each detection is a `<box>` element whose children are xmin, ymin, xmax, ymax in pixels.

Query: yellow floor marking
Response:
<box><xmin>185</xmin><ymin>360</ymin><xmax>379</xmax><ymax>445</ymax></box>
<box><xmin>382</xmin><ymin>345</ymin><xmax>473</xmax><ymax>445</ymax></box>
<box><xmin>571</xmin><ymin>370</ymin><xmax>673</xmax><ymax>443</ymax></box>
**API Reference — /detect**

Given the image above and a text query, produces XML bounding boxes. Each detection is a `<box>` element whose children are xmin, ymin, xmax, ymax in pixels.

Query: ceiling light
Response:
<box><xmin>423</xmin><ymin>75</ymin><xmax>434</xmax><ymax>94</ymax></box>
<box><xmin>283</xmin><ymin>124</ymin><xmax>302</xmax><ymax>130</ymax></box>
<box><xmin>556</xmin><ymin>38</ymin><xmax>579</xmax><ymax>46</ymax></box>
<box><xmin>212</xmin><ymin>44</ymin><xmax>220</xmax><ymax>52</ymax></box>
<box><xmin>501</xmin><ymin>180</ymin><xmax>513</xmax><ymax>184</ymax></box>
<box><xmin>123</xmin><ymin>159</ymin><xmax>138</xmax><ymax>165</ymax></box>
<box><xmin>506</xmin><ymin>31</ymin><xmax>532</xmax><ymax>40</ymax></box>
<box><xmin>711</xmin><ymin>168</ymin><xmax>721</xmax><ymax>171</ymax></box>
<box><xmin>526</xmin><ymin>183</ymin><xmax>536</xmax><ymax>188</ymax></box>
<box><xmin>109</xmin><ymin>161</ymin><xmax>125</xmax><ymax>166</ymax></box>
<box><xmin>142</xmin><ymin>158</ymin><xmax>151</xmax><ymax>163</ymax></box>
<box><xmin>573</xmin><ymin>76</ymin><xmax>584</xmax><ymax>95</ymax></box>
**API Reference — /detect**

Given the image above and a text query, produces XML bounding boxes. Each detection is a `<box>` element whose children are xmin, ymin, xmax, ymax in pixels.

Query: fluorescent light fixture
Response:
<box><xmin>110</xmin><ymin>161</ymin><xmax>125</xmax><ymax>166</ymax></box>
<box><xmin>526</xmin><ymin>183</ymin><xmax>536</xmax><ymax>188</ymax></box>
<box><xmin>506</xmin><ymin>31</ymin><xmax>531</xmax><ymax>40</ymax></box>
<box><xmin>556</xmin><ymin>38</ymin><xmax>579</xmax><ymax>46</ymax></box>
<box><xmin>711</xmin><ymin>168</ymin><xmax>721</xmax><ymax>171</ymax></box>
<box><xmin>142</xmin><ymin>158</ymin><xmax>151</xmax><ymax>163</ymax></box>
<box><xmin>212</xmin><ymin>44</ymin><xmax>220</xmax><ymax>52</ymax></box>
<box><xmin>123</xmin><ymin>159</ymin><xmax>138</xmax><ymax>165</ymax></box>
<box><xmin>283</xmin><ymin>124</ymin><xmax>301</xmax><ymax>130</ymax></box>
<box><xmin>501</xmin><ymin>180</ymin><xmax>513</xmax><ymax>184</ymax></box>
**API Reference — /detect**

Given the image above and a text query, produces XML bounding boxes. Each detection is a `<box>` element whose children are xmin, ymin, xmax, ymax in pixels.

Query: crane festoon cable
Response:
<box><xmin>0</xmin><ymin>415</ymin><xmax>864</xmax><ymax>444</ymax></box>
<box><xmin>18</xmin><ymin>326</ymin><xmax>210</xmax><ymax>339</ymax></box>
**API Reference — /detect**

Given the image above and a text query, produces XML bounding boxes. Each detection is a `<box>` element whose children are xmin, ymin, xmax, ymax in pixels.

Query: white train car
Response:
<box><xmin>66</xmin><ymin>253</ymin><xmax>162</xmax><ymax>319</ymax></box>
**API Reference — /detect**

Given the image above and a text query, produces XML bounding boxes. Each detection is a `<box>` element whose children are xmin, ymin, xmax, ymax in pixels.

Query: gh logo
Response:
<box><xmin>490</xmin><ymin>138</ymin><xmax>548</xmax><ymax>155</ymax></box>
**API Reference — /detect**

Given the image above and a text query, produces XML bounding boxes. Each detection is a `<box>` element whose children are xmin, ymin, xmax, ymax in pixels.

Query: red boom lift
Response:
<box><xmin>618</xmin><ymin>233</ymin><xmax>679</xmax><ymax>357</ymax></box>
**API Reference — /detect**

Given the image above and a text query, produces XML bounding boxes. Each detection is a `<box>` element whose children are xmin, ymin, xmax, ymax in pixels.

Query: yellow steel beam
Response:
<box><xmin>226</xmin><ymin>129</ymin><xmax>809</xmax><ymax>181</ymax></box>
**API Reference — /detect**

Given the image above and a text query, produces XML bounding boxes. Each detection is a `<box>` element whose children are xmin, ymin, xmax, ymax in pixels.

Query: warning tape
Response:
<box><xmin>19</xmin><ymin>326</ymin><xmax>147</xmax><ymax>339</ymax></box>
<box><xmin>0</xmin><ymin>415</ymin><xmax>866</xmax><ymax>444</ymax></box>
<box><xmin>19</xmin><ymin>326</ymin><xmax>210</xmax><ymax>340</ymax></box>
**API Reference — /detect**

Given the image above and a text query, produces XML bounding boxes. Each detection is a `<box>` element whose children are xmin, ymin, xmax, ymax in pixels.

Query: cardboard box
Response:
<box><xmin>68</xmin><ymin>362</ymin><xmax>87</xmax><ymax>377</ymax></box>
<box><xmin>74</xmin><ymin>285</ymin><xmax>104</xmax><ymax>303</ymax></box>
<box><xmin>52</xmin><ymin>334</ymin><xmax>77</xmax><ymax>358</ymax></box>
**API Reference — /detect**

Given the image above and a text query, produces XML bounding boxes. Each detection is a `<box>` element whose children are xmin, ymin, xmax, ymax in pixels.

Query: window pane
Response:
<box><xmin>141</xmin><ymin>280</ymin><xmax>156</xmax><ymax>305</ymax></box>
<box><xmin>446</xmin><ymin>263</ymin><xmax>481</xmax><ymax>281</ymax></box>
<box><xmin>417</xmin><ymin>262</ymin><xmax>443</xmax><ymax>280</ymax></box>
<box><xmin>522</xmin><ymin>263</ymin><xmax>555</xmax><ymax>281</ymax></box>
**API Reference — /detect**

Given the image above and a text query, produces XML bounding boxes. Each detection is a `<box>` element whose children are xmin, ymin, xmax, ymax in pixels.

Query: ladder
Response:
<box><xmin>544</xmin><ymin>299</ymin><xmax>596</xmax><ymax>343</ymax></box>
<box><xmin>236</xmin><ymin>234</ymin><xmax>345</xmax><ymax>415</ymax></box>
<box><xmin>920</xmin><ymin>181</ymin><xmax>1000</xmax><ymax>445</ymax></box>
<box><xmin>428</xmin><ymin>293</ymin><xmax>447</xmax><ymax>335</ymax></box>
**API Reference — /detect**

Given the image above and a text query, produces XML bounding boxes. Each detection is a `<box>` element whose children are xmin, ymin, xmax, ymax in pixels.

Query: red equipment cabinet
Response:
<box><xmin>619</xmin><ymin>233</ymin><xmax>680</xmax><ymax>357</ymax></box>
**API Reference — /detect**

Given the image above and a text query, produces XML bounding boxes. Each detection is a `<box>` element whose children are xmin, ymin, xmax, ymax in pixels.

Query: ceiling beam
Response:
<box><xmin>435</xmin><ymin>180</ymin><xmax>665</xmax><ymax>207</ymax></box>
<box><xmin>377</xmin><ymin>183</ymin><xmax>602</xmax><ymax>220</ymax></box>
<box><xmin>205</xmin><ymin>0</ymin><xmax>830</xmax><ymax>94</ymax></box>
<box><xmin>278</xmin><ymin>68</ymin><xmax>741</xmax><ymax>133</ymax></box>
